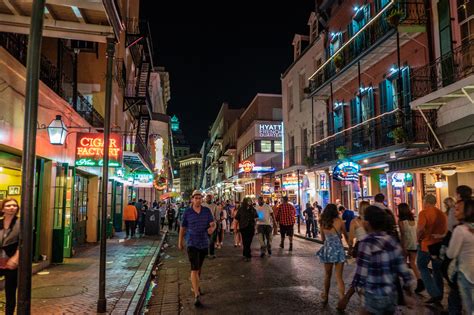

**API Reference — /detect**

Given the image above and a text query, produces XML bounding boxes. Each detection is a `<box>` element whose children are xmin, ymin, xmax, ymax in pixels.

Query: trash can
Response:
<box><xmin>145</xmin><ymin>208</ymin><xmax>160</xmax><ymax>235</ymax></box>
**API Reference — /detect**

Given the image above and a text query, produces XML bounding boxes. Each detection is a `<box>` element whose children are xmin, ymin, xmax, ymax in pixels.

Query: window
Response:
<box><xmin>299</xmin><ymin>71</ymin><xmax>306</xmax><ymax>103</ymax></box>
<box><xmin>261</xmin><ymin>140</ymin><xmax>272</xmax><ymax>153</ymax></box>
<box><xmin>302</xmin><ymin>128</ymin><xmax>308</xmax><ymax>148</ymax></box>
<box><xmin>274</xmin><ymin>141</ymin><xmax>283</xmax><ymax>152</ymax></box>
<box><xmin>288</xmin><ymin>83</ymin><xmax>294</xmax><ymax>111</ymax></box>
<box><xmin>314</xmin><ymin>57</ymin><xmax>322</xmax><ymax>72</ymax></box>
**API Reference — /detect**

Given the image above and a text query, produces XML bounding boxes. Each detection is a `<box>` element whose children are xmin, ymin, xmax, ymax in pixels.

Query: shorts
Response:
<box><xmin>279</xmin><ymin>224</ymin><xmax>294</xmax><ymax>237</ymax></box>
<box><xmin>364</xmin><ymin>292</ymin><xmax>397</xmax><ymax>315</ymax></box>
<box><xmin>187</xmin><ymin>246</ymin><xmax>208</xmax><ymax>271</ymax></box>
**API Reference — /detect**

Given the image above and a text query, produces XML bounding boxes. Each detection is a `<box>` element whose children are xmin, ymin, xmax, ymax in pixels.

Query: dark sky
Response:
<box><xmin>141</xmin><ymin>1</ymin><xmax>315</xmax><ymax>151</ymax></box>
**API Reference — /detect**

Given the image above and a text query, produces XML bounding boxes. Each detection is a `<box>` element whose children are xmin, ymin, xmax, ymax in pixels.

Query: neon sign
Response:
<box><xmin>75</xmin><ymin>133</ymin><xmax>122</xmax><ymax>168</ymax></box>
<box><xmin>333</xmin><ymin>161</ymin><xmax>360</xmax><ymax>181</ymax></box>
<box><xmin>282</xmin><ymin>176</ymin><xmax>303</xmax><ymax>189</ymax></box>
<box><xmin>239</xmin><ymin>160</ymin><xmax>255</xmax><ymax>173</ymax></box>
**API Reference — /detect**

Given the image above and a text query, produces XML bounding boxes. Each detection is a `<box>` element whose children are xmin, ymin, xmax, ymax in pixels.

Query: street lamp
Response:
<box><xmin>47</xmin><ymin>115</ymin><xmax>68</xmax><ymax>145</ymax></box>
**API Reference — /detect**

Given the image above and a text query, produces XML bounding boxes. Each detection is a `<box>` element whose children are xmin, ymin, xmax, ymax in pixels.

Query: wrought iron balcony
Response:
<box><xmin>0</xmin><ymin>32</ymin><xmax>104</xmax><ymax>127</ymax></box>
<box><xmin>312</xmin><ymin>110</ymin><xmax>435</xmax><ymax>165</ymax></box>
<box><xmin>123</xmin><ymin>133</ymin><xmax>154</xmax><ymax>171</ymax></box>
<box><xmin>411</xmin><ymin>40</ymin><xmax>474</xmax><ymax>101</ymax></box>
<box><xmin>308</xmin><ymin>0</ymin><xmax>426</xmax><ymax>95</ymax></box>
<box><xmin>126</xmin><ymin>18</ymin><xmax>154</xmax><ymax>68</ymax></box>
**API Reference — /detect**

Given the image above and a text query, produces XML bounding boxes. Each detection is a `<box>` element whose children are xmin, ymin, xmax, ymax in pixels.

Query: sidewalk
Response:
<box><xmin>0</xmin><ymin>232</ymin><xmax>164</xmax><ymax>314</ymax></box>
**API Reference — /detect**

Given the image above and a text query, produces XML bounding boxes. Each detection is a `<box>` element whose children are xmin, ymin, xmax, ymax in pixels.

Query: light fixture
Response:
<box><xmin>363</xmin><ymin>159</ymin><xmax>368</xmax><ymax>164</ymax></box>
<box><xmin>435</xmin><ymin>181</ymin><xmax>447</xmax><ymax>189</ymax></box>
<box><xmin>0</xmin><ymin>166</ymin><xmax>3</xmax><ymax>172</ymax></box>
<box><xmin>47</xmin><ymin>115</ymin><xmax>68</xmax><ymax>145</ymax></box>
<box><xmin>353</xmin><ymin>6</ymin><xmax>359</xmax><ymax>11</ymax></box>
<box><xmin>390</xmin><ymin>152</ymin><xmax>396</xmax><ymax>159</ymax></box>
<box><xmin>441</xmin><ymin>167</ymin><xmax>456</xmax><ymax>176</ymax></box>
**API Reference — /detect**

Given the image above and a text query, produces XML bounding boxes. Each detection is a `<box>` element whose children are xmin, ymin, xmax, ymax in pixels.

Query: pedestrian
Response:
<box><xmin>351</xmin><ymin>206</ymin><xmax>415</xmax><ymax>314</ymax></box>
<box><xmin>152</xmin><ymin>200</ymin><xmax>158</xmax><ymax>209</ymax></box>
<box><xmin>446</xmin><ymin>198</ymin><xmax>474</xmax><ymax>315</ymax></box>
<box><xmin>444</xmin><ymin>197</ymin><xmax>458</xmax><ymax>233</ymax></box>
<box><xmin>167</xmin><ymin>205</ymin><xmax>176</xmax><ymax>231</ymax></box>
<box><xmin>256</xmin><ymin>196</ymin><xmax>277</xmax><ymax>257</ymax></box>
<box><xmin>373</xmin><ymin>193</ymin><xmax>389</xmax><ymax>210</ymax></box>
<box><xmin>340</xmin><ymin>205</ymin><xmax>355</xmax><ymax>233</ymax></box>
<box><xmin>235</xmin><ymin>197</ymin><xmax>258</xmax><ymax>261</ymax></box>
<box><xmin>135</xmin><ymin>198</ymin><xmax>143</xmax><ymax>234</ymax></box>
<box><xmin>202</xmin><ymin>194</ymin><xmax>219</xmax><ymax>258</ymax></box>
<box><xmin>216</xmin><ymin>202</ymin><xmax>227</xmax><ymax>248</ymax></box>
<box><xmin>337</xmin><ymin>200</ymin><xmax>369</xmax><ymax>311</ymax></box>
<box><xmin>303</xmin><ymin>202</ymin><xmax>315</xmax><ymax>238</ymax></box>
<box><xmin>178</xmin><ymin>190</ymin><xmax>216</xmax><ymax>307</ymax></box>
<box><xmin>276</xmin><ymin>196</ymin><xmax>296</xmax><ymax>251</ymax></box>
<box><xmin>313</xmin><ymin>200</ymin><xmax>322</xmax><ymax>214</ymax></box>
<box><xmin>159</xmin><ymin>202</ymin><xmax>167</xmax><ymax>229</ymax></box>
<box><xmin>0</xmin><ymin>198</ymin><xmax>20</xmax><ymax>315</ymax></box>
<box><xmin>397</xmin><ymin>203</ymin><xmax>424</xmax><ymax>293</ymax></box>
<box><xmin>123</xmin><ymin>201</ymin><xmax>138</xmax><ymax>239</ymax></box>
<box><xmin>175</xmin><ymin>202</ymin><xmax>186</xmax><ymax>232</ymax></box>
<box><xmin>231</xmin><ymin>201</ymin><xmax>242</xmax><ymax>247</ymax></box>
<box><xmin>138</xmin><ymin>200</ymin><xmax>147</xmax><ymax>235</ymax></box>
<box><xmin>417</xmin><ymin>194</ymin><xmax>448</xmax><ymax>305</ymax></box>
<box><xmin>317</xmin><ymin>203</ymin><xmax>349</xmax><ymax>304</ymax></box>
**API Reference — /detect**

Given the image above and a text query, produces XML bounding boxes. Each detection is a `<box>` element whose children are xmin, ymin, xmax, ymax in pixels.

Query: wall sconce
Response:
<box><xmin>441</xmin><ymin>167</ymin><xmax>456</xmax><ymax>176</ymax></box>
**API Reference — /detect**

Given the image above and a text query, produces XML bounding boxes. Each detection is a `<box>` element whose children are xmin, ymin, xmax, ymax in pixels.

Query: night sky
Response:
<box><xmin>141</xmin><ymin>1</ymin><xmax>316</xmax><ymax>151</ymax></box>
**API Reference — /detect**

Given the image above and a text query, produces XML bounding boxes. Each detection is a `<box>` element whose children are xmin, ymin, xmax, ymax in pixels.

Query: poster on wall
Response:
<box><xmin>75</xmin><ymin>133</ymin><xmax>123</xmax><ymax>167</ymax></box>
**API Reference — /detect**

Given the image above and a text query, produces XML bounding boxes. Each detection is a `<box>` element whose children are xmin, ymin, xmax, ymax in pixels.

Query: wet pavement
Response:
<box><xmin>146</xmin><ymin>230</ymin><xmax>450</xmax><ymax>315</ymax></box>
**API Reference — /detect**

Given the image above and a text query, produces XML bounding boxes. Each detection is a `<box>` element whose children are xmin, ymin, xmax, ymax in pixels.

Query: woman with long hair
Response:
<box><xmin>444</xmin><ymin>197</ymin><xmax>458</xmax><ymax>233</ymax></box>
<box><xmin>235</xmin><ymin>198</ymin><xmax>258</xmax><ymax>261</ymax></box>
<box><xmin>447</xmin><ymin>199</ymin><xmax>474</xmax><ymax>314</ymax></box>
<box><xmin>0</xmin><ymin>198</ymin><xmax>20</xmax><ymax>315</ymax></box>
<box><xmin>231</xmin><ymin>201</ymin><xmax>241</xmax><ymax>247</ymax></box>
<box><xmin>316</xmin><ymin>203</ymin><xmax>349</xmax><ymax>304</ymax></box>
<box><xmin>398</xmin><ymin>203</ymin><xmax>423</xmax><ymax>293</ymax></box>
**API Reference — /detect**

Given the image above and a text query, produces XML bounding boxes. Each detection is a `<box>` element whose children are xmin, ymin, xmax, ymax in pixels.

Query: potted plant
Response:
<box><xmin>391</xmin><ymin>126</ymin><xmax>406</xmax><ymax>143</ymax></box>
<box><xmin>335</xmin><ymin>146</ymin><xmax>348</xmax><ymax>160</ymax></box>
<box><xmin>333</xmin><ymin>54</ymin><xmax>343</xmax><ymax>70</ymax></box>
<box><xmin>386</xmin><ymin>8</ymin><xmax>404</xmax><ymax>27</ymax></box>
<box><xmin>304</xmin><ymin>155</ymin><xmax>314</xmax><ymax>168</ymax></box>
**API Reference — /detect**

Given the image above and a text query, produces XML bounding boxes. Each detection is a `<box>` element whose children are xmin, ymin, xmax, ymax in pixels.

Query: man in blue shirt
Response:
<box><xmin>340</xmin><ymin>205</ymin><xmax>355</xmax><ymax>232</ymax></box>
<box><xmin>178</xmin><ymin>190</ymin><xmax>216</xmax><ymax>307</ymax></box>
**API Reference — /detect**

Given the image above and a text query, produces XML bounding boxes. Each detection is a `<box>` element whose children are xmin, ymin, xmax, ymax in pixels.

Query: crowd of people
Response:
<box><xmin>175</xmin><ymin>186</ymin><xmax>474</xmax><ymax>314</ymax></box>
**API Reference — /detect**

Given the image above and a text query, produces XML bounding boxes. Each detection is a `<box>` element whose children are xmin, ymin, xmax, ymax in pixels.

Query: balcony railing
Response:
<box><xmin>309</xmin><ymin>1</ymin><xmax>426</xmax><ymax>94</ymax></box>
<box><xmin>411</xmin><ymin>40</ymin><xmax>474</xmax><ymax>101</ymax></box>
<box><xmin>312</xmin><ymin>110</ymin><xmax>434</xmax><ymax>165</ymax></box>
<box><xmin>0</xmin><ymin>32</ymin><xmax>104</xmax><ymax>127</ymax></box>
<box><xmin>123</xmin><ymin>133</ymin><xmax>154</xmax><ymax>171</ymax></box>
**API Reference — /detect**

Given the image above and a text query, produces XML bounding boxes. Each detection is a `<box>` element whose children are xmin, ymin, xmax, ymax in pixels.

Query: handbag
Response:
<box><xmin>427</xmin><ymin>241</ymin><xmax>442</xmax><ymax>257</ymax></box>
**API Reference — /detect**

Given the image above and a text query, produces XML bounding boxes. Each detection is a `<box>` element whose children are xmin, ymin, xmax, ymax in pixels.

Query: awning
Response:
<box><xmin>123</xmin><ymin>151</ymin><xmax>152</xmax><ymax>173</ymax></box>
<box><xmin>388</xmin><ymin>144</ymin><xmax>474</xmax><ymax>173</ymax></box>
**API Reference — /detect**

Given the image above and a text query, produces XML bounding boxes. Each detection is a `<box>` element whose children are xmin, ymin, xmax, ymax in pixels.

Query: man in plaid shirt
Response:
<box><xmin>276</xmin><ymin>196</ymin><xmax>296</xmax><ymax>251</ymax></box>
<box><xmin>352</xmin><ymin>206</ymin><xmax>415</xmax><ymax>314</ymax></box>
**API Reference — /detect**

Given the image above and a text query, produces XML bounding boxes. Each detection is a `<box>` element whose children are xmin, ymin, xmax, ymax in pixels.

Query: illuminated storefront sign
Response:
<box><xmin>75</xmin><ymin>133</ymin><xmax>122</xmax><ymax>167</ymax></box>
<box><xmin>391</xmin><ymin>173</ymin><xmax>413</xmax><ymax>188</ymax></box>
<box><xmin>282</xmin><ymin>175</ymin><xmax>303</xmax><ymax>189</ymax></box>
<box><xmin>333</xmin><ymin>161</ymin><xmax>360</xmax><ymax>181</ymax></box>
<box><xmin>256</xmin><ymin>123</ymin><xmax>283</xmax><ymax>138</ymax></box>
<box><xmin>319</xmin><ymin>173</ymin><xmax>328</xmax><ymax>190</ymax></box>
<box><xmin>238</xmin><ymin>161</ymin><xmax>275</xmax><ymax>174</ymax></box>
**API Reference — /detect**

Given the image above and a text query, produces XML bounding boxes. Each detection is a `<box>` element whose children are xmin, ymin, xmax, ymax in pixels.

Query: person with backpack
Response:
<box><xmin>234</xmin><ymin>198</ymin><xmax>258</xmax><ymax>261</ymax></box>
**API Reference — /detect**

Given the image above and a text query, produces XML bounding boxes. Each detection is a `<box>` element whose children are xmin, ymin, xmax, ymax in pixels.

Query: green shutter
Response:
<box><xmin>379</xmin><ymin>81</ymin><xmax>387</xmax><ymax>113</ymax></box>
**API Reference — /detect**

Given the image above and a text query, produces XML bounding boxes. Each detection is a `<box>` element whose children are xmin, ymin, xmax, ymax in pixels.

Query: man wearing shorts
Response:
<box><xmin>178</xmin><ymin>190</ymin><xmax>216</xmax><ymax>307</ymax></box>
<box><xmin>276</xmin><ymin>196</ymin><xmax>296</xmax><ymax>251</ymax></box>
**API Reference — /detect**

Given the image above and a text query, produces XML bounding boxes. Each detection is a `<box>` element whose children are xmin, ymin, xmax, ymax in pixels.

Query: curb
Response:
<box><xmin>119</xmin><ymin>231</ymin><xmax>168</xmax><ymax>315</ymax></box>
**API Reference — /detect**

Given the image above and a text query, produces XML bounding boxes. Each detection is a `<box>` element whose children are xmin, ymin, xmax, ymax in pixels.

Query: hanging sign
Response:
<box><xmin>333</xmin><ymin>161</ymin><xmax>360</xmax><ymax>181</ymax></box>
<box><xmin>239</xmin><ymin>160</ymin><xmax>255</xmax><ymax>173</ymax></box>
<box><xmin>75</xmin><ymin>133</ymin><xmax>123</xmax><ymax>167</ymax></box>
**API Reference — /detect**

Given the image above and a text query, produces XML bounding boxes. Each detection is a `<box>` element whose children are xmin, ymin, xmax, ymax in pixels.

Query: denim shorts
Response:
<box><xmin>364</xmin><ymin>292</ymin><xmax>397</xmax><ymax>315</ymax></box>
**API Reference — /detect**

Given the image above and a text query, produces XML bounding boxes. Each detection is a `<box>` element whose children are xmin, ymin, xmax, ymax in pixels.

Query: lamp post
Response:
<box><xmin>297</xmin><ymin>169</ymin><xmax>301</xmax><ymax>234</ymax></box>
<box><xmin>18</xmin><ymin>0</ymin><xmax>46</xmax><ymax>313</ymax></box>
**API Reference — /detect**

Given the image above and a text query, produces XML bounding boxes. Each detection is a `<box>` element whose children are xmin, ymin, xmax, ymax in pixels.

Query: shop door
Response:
<box><xmin>113</xmin><ymin>182</ymin><xmax>123</xmax><ymax>232</ymax></box>
<box><xmin>52</xmin><ymin>163</ymin><xmax>69</xmax><ymax>263</ymax></box>
<box><xmin>72</xmin><ymin>173</ymin><xmax>88</xmax><ymax>249</ymax></box>
<box><xmin>33</xmin><ymin>159</ymin><xmax>45</xmax><ymax>262</ymax></box>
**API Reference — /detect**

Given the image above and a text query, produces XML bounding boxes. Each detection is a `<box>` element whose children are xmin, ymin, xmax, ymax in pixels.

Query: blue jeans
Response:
<box><xmin>417</xmin><ymin>249</ymin><xmax>444</xmax><ymax>299</ymax></box>
<box><xmin>458</xmin><ymin>271</ymin><xmax>473</xmax><ymax>315</ymax></box>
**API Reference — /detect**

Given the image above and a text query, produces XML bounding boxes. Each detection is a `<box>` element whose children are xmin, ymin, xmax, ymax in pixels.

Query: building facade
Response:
<box><xmin>179</xmin><ymin>153</ymin><xmax>202</xmax><ymax>199</ymax></box>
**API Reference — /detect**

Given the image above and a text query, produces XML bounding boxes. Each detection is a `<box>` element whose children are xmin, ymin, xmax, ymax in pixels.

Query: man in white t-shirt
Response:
<box><xmin>256</xmin><ymin>196</ymin><xmax>278</xmax><ymax>257</ymax></box>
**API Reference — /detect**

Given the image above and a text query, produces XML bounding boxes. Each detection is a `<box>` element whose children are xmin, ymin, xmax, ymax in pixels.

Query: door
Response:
<box><xmin>52</xmin><ymin>163</ymin><xmax>69</xmax><ymax>263</ymax></box>
<box><xmin>113</xmin><ymin>181</ymin><xmax>123</xmax><ymax>232</ymax></box>
<box><xmin>33</xmin><ymin>159</ymin><xmax>45</xmax><ymax>262</ymax></box>
<box><xmin>63</xmin><ymin>168</ymin><xmax>73</xmax><ymax>258</ymax></box>
<box><xmin>72</xmin><ymin>173</ymin><xmax>88</xmax><ymax>251</ymax></box>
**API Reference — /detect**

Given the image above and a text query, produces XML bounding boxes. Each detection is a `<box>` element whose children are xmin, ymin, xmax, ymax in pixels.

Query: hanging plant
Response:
<box><xmin>304</xmin><ymin>155</ymin><xmax>314</xmax><ymax>168</ymax></box>
<box><xmin>335</xmin><ymin>146</ymin><xmax>348</xmax><ymax>160</ymax></box>
<box><xmin>333</xmin><ymin>54</ymin><xmax>344</xmax><ymax>69</ymax></box>
<box><xmin>386</xmin><ymin>8</ymin><xmax>404</xmax><ymax>27</ymax></box>
<box><xmin>389</xmin><ymin>126</ymin><xmax>407</xmax><ymax>144</ymax></box>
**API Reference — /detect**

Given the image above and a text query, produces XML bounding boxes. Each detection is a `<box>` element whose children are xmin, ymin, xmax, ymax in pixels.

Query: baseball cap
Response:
<box><xmin>192</xmin><ymin>190</ymin><xmax>203</xmax><ymax>197</ymax></box>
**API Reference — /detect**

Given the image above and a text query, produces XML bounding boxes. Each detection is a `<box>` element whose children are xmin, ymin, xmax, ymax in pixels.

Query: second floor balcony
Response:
<box><xmin>308</xmin><ymin>0</ymin><xmax>426</xmax><ymax>97</ymax></box>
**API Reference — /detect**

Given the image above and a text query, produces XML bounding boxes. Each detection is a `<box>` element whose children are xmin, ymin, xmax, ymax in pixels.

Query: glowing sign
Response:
<box><xmin>239</xmin><ymin>160</ymin><xmax>255</xmax><ymax>173</ymax></box>
<box><xmin>282</xmin><ymin>176</ymin><xmax>303</xmax><ymax>189</ymax></box>
<box><xmin>256</xmin><ymin>123</ymin><xmax>283</xmax><ymax>138</ymax></box>
<box><xmin>392</xmin><ymin>173</ymin><xmax>406</xmax><ymax>188</ymax></box>
<box><xmin>319</xmin><ymin>173</ymin><xmax>328</xmax><ymax>190</ymax></box>
<box><xmin>333</xmin><ymin>161</ymin><xmax>360</xmax><ymax>181</ymax></box>
<box><xmin>75</xmin><ymin>133</ymin><xmax>122</xmax><ymax>167</ymax></box>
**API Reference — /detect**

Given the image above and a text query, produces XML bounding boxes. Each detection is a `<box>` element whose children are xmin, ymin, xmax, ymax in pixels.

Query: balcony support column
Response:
<box><xmin>396</xmin><ymin>30</ymin><xmax>405</xmax><ymax>128</ymax></box>
<box><xmin>97</xmin><ymin>38</ymin><xmax>115</xmax><ymax>314</ymax></box>
<box><xmin>18</xmin><ymin>0</ymin><xmax>46</xmax><ymax>313</ymax></box>
<box><xmin>72</xmin><ymin>49</ymin><xmax>79</xmax><ymax>110</ymax></box>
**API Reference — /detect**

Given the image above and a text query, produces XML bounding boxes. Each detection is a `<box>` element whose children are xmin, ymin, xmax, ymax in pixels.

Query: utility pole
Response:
<box><xmin>18</xmin><ymin>0</ymin><xmax>46</xmax><ymax>313</ymax></box>
<box><xmin>97</xmin><ymin>38</ymin><xmax>115</xmax><ymax>313</ymax></box>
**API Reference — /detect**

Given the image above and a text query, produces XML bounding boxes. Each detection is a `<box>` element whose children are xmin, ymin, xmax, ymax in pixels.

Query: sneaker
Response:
<box><xmin>279</xmin><ymin>243</ymin><xmax>284</xmax><ymax>249</ymax></box>
<box><xmin>268</xmin><ymin>249</ymin><xmax>272</xmax><ymax>256</ymax></box>
<box><xmin>194</xmin><ymin>296</ymin><xmax>202</xmax><ymax>307</ymax></box>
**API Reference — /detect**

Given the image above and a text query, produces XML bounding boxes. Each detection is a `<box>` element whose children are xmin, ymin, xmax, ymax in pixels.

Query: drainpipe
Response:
<box><xmin>97</xmin><ymin>38</ymin><xmax>115</xmax><ymax>313</ymax></box>
<box><xmin>18</xmin><ymin>0</ymin><xmax>45</xmax><ymax>313</ymax></box>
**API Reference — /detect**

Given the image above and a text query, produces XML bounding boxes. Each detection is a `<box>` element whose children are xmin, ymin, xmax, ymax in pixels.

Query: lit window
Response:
<box><xmin>274</xmin><ymin>141</ymin><xmax>283</xmax><ymax>152</ymax></box>
<box><xmin>261</xmin><ymin>140</ymin><xmax>272</xmax><ymax>152</ymax></box>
